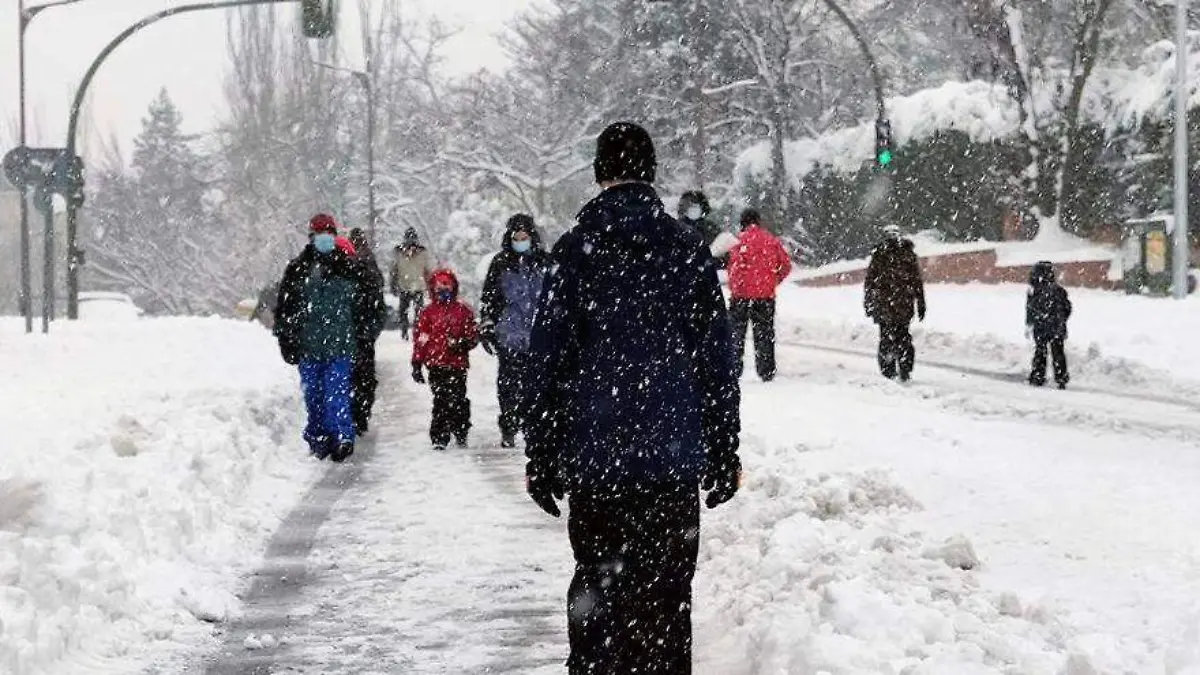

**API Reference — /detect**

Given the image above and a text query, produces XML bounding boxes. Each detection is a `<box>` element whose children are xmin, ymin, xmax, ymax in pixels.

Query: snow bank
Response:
<box><xmin>0</xmin><ymin>318</ymin><xmax>318</xmax><ymax>674</ymax></box>
<box><xmin>694</xmin><ymin>442</ymin><xmax>1071</xmax><ymax>673</ymax></box>
<box><xmin>776</xmin><ymin>282</ymin><xmax>1200</xmax><ymax>387</ymax></box>
<box><xmin>734</xmin><ymin>81</ymin><xmax>1019</xmax><ymax>188</ymax></box>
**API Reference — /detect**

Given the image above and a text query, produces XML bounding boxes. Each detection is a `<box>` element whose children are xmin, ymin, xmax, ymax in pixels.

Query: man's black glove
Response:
<box><xmin>917</xmin><ymin>302</ymin><xmax>927</xmax><ymax>322</ymax></box>
<box><xmin>702</xmin><ymin>454</ymin><xmax>741</xmax><ymax>509</ymax></box>
<box><xmin>479</xmin><ymin>324</ymin><xmax>497</xmax><ymax>356</ymax></box>
<box><xmin>411</xmin><ymin>361</ymin><xmax>425</xmax><ymax>384</ymax></box>
<box><xmin>526</xmin><ymin>460</ymin><xmax>564</xmax><ymax>518</ymax></box>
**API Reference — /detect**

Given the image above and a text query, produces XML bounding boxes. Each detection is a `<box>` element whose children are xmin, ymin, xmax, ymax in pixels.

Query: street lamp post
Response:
<box><xmin>1173</xmin><ymin>0</ymin><xmax>1191</xmax><ymax>299</ymax></box>
<box><xmin>314</xmin><ymin>61</ymin><xmax>377</xmax><ymax>249</ymax></box>
<box><xmin>16</xmin><ymin>0</ymin><xmax>86</xmax><ymax>333</ymax></box>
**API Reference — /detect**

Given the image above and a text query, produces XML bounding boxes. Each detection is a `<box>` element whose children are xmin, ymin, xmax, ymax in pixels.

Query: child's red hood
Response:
<box><xmin>427</xmin><ymin>268</ymin><xmax>460</xmax><ymax>299</ymax></box>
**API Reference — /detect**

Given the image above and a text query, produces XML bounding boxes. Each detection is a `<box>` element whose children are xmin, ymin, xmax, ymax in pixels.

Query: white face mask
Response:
<box><xmin>686</xmin><ymin>206</ymin><xmax>703</xmax><ymax>221</ymax></box>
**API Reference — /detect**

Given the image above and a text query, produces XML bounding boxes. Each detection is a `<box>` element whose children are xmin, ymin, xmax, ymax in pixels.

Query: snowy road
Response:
<box><xmin>155</xmin><ymin>330</ymin><xmax>1200</xmax><ymax>673</ymax></box>
<box><xmin>188</xmin><ymin>352</ymin><xmax>572</xmax><ymax>674</ymax></box>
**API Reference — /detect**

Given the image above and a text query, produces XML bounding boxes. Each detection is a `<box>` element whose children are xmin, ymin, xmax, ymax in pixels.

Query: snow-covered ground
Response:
<box><xmin>0</xmin><ymin>317</ymin><xmax>318</xmax><ymax>675</ymax></box>
<box><xmin>778</xmin><ymin>281</ymin><xmax>1200</xmax><ymax>388</ymax></box>
<box><xmin>7</xmin><ymin>278</ymin><xmax>1200</xmax><ymax>674</ymax></box>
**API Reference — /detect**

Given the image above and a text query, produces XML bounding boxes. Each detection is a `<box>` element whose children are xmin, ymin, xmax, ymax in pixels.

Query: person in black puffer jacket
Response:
<box><xmin>1026</xmin><ymin>260</ymin><xmax>1073</xmax><ymax>389</ymax></box>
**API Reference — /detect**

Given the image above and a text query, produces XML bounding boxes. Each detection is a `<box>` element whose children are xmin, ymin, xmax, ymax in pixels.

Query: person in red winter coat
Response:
<box><xmin>726</xmin><ymin>208</ymin><xmax>792</xmax><ymax>381</ymax></box>
<box><xmin>411</xmin><ymin>268</ymin><xmax>479</xmax><ymax>450</ymax></box>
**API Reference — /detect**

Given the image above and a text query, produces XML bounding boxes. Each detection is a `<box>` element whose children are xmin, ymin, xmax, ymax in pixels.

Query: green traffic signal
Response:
<box><xmin>877</xmin><ymin>149</ymin><xmax>893</xmax><ymax>166</ymax></box>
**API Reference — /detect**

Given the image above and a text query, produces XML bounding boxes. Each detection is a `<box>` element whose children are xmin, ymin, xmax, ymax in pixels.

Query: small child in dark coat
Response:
<box><xmin>1026</xmin><ymin>261</ymin><xmax>1073</xmax><ymax>389</ymax></box>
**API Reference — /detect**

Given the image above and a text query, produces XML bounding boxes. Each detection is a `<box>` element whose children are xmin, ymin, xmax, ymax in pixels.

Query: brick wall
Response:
<box><xmin>797</xmin><ymin>249</ymin><xmax>1120</xmax><ymax>290</ymax></box>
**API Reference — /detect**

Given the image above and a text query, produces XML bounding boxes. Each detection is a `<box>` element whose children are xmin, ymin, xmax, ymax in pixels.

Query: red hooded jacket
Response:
<box><xmin>412</xmin><ymin>269</ymin><xmax>479</xmax><ymax>370</ymax></box>
<box><xmin>727</xmin><ymin>224</ymin><xmax>792</xmax><ymax>299</ymax></box>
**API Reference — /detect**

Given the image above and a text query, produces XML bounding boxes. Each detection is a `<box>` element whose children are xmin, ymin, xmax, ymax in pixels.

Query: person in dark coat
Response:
<box><xmin>677</xmin><ymin>190</ymin><xmax>722</xmax><ymax>250</ymax></box>
<box><xmin>523</xmin><ymin>122</ymin><xmax>742</xmax><ymax>675</ymax></box>
<box><xmin>274</xmin><ymin>214</ymin><xmax>377</xmax><ymax>462</ymax></box>
<box><xmin>1026</xmin><ymin>261</ymin><xmax>1072</xmax><ymax>388</ymax></box>
<box><xmin>479</xmin><ymin>213</ymin><xmax>552</xmax><ymax>448</ymax></box>
<box><xmin>863</xmin><ymin>225</ymin><xmax>926</xmax><ymax>381</ymax></box>
<box><xmin>348</xmin><ymin>227</ymin><xmax>388</xmax><ymax>434</ymax></box>
<box><xmin>412</xmin><ymin>268</ymin><xmax>479</xmax><ymax>450</ymax></box>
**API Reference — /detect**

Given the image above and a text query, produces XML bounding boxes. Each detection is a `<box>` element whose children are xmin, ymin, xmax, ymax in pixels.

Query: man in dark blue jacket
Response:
<box><xmin>523</xmin><ymin>122</ymin><xmax>742</xmax><ymax>674</ymax></box>
<box><xmin>479</xmin><ymin>213</ymin><xmax>551</xmax><ymax>448</ymax></box>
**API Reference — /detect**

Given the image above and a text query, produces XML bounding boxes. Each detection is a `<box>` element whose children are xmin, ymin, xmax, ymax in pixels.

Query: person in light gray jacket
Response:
<box><xmin>390</xmin><ymin>227</ymin><xmax>437</xmax><ymax>340</ymax></box>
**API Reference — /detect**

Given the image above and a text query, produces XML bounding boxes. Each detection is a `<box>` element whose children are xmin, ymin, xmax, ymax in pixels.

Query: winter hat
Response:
<box><xmin>506</xmin><ymin>213</ymin><xmax>535</xmax><ymax>234</ymax></box>
<box><xmin>335</xmin><ymin>235</ymin><xmax>356</xmax><ymax>256</ymax></box>
<box><xmin>403</xmin><ymin>227</ymin><xmax>420</xmax><ymax>246</ymax></box>
<box><xmin>739</xmin><ymin>208</ymin><xmax>761</xmax><ymax>230</ymax></box>
<box><xmin>593</xmin><ymin>122</ymin><xmax>657</xmax><ymax>185</ymax></box>
<box><xmin>309</xmin><ymin>213</ymin><xmax>338</xmax><ymax>235</ymax></box>
<box><xmin>680</xmin><ymin>190</ymin><xmax>711</xmax><ymax>217</ymax></box>
<box><xmin>427</xmin><ymin>268</ymin><xmax>459</xmax><ymax>297</ymax></box>
<box><xmin>349</xmin><ymin>227</ymin><xmax>370</xmax><ymax>252</ymax></box>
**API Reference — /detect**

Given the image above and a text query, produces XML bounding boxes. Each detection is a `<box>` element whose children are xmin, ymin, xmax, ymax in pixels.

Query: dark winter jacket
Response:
<box><xmin>480</xmin><ymin>228</ymin><xmax>552</xmax><ymax>352</ymax></box>
<box><xmin>1026</xmin><ymin>263</ymin><xmax>1072</xmax><ymax>341</ymax></box>
<box><xmin>680</xmin><ymin>216</ymin><xmax>722</xmax><ymax>249</ymax></box>
<box><xmin>864</xmin><ymin>237</ymin><xmax>926</xmax><ymax>324</ymax></box>
<box><xmin>274</xmin><ymin>245</ymin><xmax>379</xmax><ymax>364</ymax></box>
<box><xmin>353</xmin><ymin>248</ymin><xmax>388</xmax><ymax>343</ymax></box>
<box><xmin>523</xmin><ymin>182</ymin><xmax>741</xmax><ymax>492</ymax></box>
<box><xmin>413</xmin><ymin>269</ymin><xmax>480</xmax><ymax>370</ymax></box>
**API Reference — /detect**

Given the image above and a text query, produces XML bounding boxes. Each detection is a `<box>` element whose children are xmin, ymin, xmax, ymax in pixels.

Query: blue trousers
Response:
<box><xmin>299</xmin><ymin>358</ymin><xmax>355</xmax><ymax>453</ymax></box>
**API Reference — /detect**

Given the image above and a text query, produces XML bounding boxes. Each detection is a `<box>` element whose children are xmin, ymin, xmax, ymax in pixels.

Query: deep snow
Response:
<box><xmin>0</xmin><ymin>317</ymin><xmax>319</xmax><ymax>675</ymax></box>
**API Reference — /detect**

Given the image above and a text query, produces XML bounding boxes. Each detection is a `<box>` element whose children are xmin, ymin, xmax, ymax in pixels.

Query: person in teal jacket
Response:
<box><xmin>274</xmin><ymin>214</ymin><xmax>381</xmax><ymax>462</ymax></box>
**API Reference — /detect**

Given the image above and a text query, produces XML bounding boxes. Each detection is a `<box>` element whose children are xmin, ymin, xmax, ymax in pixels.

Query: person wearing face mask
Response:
<box><xmin>478</xmin><ymin>214</ymin><xmax>552</xmax><ymax>448</ymax></box>
<box><xmin>273</xmin><ymin>213</ymin><xmax>378</xmax><ymax>462</ymax></box>
<box><xmin>678</xmin><ymin>191</ymin><xmax>724</xmax><ymax>253</ymax></box>
<box><xmin>411</xmin><ymin>268</ymin><xmax>480</xmax><ymax>451</ymax></box>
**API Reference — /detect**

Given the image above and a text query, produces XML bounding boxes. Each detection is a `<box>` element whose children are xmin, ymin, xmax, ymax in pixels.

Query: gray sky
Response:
<box><xmin>0</xmin><ymin>0</ymin><xmax>536</xmax><ymax>162</ymax></box>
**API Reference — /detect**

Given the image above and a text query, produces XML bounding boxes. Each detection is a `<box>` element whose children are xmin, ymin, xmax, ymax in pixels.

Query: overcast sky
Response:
<box><xmin>0</xmin><ymin>0</ymin><xmax>536</xmax><ymax>162</ymax></box>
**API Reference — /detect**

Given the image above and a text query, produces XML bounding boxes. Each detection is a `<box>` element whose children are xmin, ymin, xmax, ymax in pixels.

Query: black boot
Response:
<box><xmin>331</xmin><ymin>441</ymin><xmax>355</xmax><ymax>463</ymax></box>
<box><xmin>500</xmin><ymin>434</ymin><xmax>516</xmax><ymax>449</ymax></box>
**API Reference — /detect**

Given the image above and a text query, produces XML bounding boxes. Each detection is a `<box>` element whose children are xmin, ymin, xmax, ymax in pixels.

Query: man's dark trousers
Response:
<box><xmin>1030</xmin><ymin>337</ymin><xmax>1069</xmax><ymax>386</ymax></box>
<box><xmin>729</xmin><ymin>298</ymin><xmax>776</xmax><ymax>380</ymax></box>
<box><xmin>497</xmin><ymin>347</ymin><xmax>531</xmax><ymax>439</ymax></box>
<box><xmin>877</xmin><ymin>320</ymin><xmax>915</xmax><ymax>378</ymax></box>
<box><xmin>428</xmin><ymin>366</ymin><xmax>470</xmax><ymax>445</ymax></box>
<box><xmin>566</xmin><ymin>486</ymin><xmax>700</xmax><ymax>674</ymax></box>
<box><xmin>352</xmin><ymin>340</ymin><xmax>377</xmax><ymax>432</ymax></box>
<box><xmin>398</xmin><ymin>291</ymin><xmax>424</xmax><ymax>338</ymax></box>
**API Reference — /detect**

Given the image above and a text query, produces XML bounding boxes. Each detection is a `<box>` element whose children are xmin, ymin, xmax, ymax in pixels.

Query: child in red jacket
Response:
<box><xmin>412</xmin><ymin>268</ymin><xmax>479</xmax><ymax>450</ymax></box>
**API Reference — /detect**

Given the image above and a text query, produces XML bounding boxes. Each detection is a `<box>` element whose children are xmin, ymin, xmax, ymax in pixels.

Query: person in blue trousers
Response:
<box><xmin>478</xmin><ymin>214</ymin><xmax>552</xmax><ymax>448</ymax></box>
<box><xmin>274</xmin><ymin>213</ymin><xmax>380</xmax><ymax>462</ymax></box>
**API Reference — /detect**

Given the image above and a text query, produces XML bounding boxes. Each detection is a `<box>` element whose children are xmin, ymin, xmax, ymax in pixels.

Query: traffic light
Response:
<box><xmin>302</xmin><ymin>0</ymin><xmax>335</xmax><ymax>38</ymax></box>
<box><xmin>875</xmin><ymin>118</ymin><xmax>894</xmax><ymax>169</ymax></box>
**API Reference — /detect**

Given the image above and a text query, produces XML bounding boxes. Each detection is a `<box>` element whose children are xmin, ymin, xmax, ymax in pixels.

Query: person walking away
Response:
<box><xmin>523</xmin><ymin>121</ymin><xmax>742</xmax><ymax>675</ymax></box>
<box><xmin>390</xmin><ymin>227</ymin><xmax>436</xmax><ymax>340</ymax></box>
<box><xmin>726</xmin><ymin>208</ymin><xmax>792</xmax><ymax>382</ymax></box>
<box><xmin>273</xmin><ymin>213</ymin><xmax>376</xmax><ymax>462</ymax></box>
<box><xmin>1026</xmin><ymin>260</ymin><xmax>1072</xmax><ymax>389</ymax></box>
<box><xmin>348</xmin><ymin>227</ymin><xmax>388</xmax><ymax>434</ymax></box>
<box><xmin>411</xmin><ymin>268</ymin><xmax>479</xmax><ymax>450</ymax></box>
<box><xmin>863</xmin><ymin>225</ymin><xmax>926</xmax><ymax>382</ymax></box>
<box><xmin>479</xmin><ymin>214</ymin><xmax>552</xmax><ymax>448</ymax></box>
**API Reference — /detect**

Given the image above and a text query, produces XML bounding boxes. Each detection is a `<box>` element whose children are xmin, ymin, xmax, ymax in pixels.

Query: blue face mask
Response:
<box><xmin>313</xmin><ymin>233</ymin><xmax>336</xmax><ymax>254</ymax></box>
<box><xmin>512</xmin><ymin>239</ymin><xmax>532</xmax><ymax>254</ymax></box>
<box><xmin>436</xmin><ymin>289</ymin><xmax>454</xmax><ymax>303</ymax></box>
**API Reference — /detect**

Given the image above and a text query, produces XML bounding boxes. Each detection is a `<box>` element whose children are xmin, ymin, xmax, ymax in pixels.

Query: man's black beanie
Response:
<box><xmin>593</xmin><ymin>122</ymin><xmax>657</xmax><ymax>185</ymax></box>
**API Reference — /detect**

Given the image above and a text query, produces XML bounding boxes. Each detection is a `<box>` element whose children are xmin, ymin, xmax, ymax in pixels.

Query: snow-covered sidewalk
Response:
<box><xmin>197</xmin><ymin>349</ymin><xmax>572</xmax><ymax>674</ymax></box>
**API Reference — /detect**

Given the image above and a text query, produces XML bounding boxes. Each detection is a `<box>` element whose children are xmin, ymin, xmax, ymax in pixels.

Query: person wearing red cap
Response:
<box><xmin>410</xmin><ymin>268</ymin><xmax>479</xmax><ymax>450</ymax></box>
<box><xmin>273</xmin><ymin>213</ymin><xmax>383</xmax><ymax>461</ymax></box>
